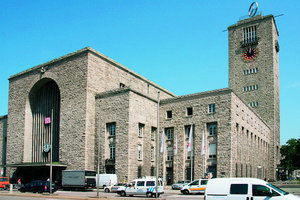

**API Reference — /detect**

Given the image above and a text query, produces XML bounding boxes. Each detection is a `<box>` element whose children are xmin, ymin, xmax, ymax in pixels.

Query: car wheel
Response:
<box><xmin>120</xmin><ymin>191</ymin><xmax>126</xmax><ymax>196</ymax></box>
<box><xmin>183</xmin><ymin>190</ymin><xmax>189</xmax><ymax>195</ymax></box>
<box><xmin>105</xmin><ymin>188</ymin><xmax>110</xmax><ymax>193</ymax></box>
<box><xmin>146</xmin><ymin>192</ymin><xmax>152</xmax><ymax>198</ymax></box>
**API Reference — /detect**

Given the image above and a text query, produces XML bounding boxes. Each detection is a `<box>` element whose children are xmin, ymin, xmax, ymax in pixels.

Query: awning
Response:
<box><xmin>6</xmin><ymin>162</ymin><xmax>67</xmax><ymax>168</ymax></box>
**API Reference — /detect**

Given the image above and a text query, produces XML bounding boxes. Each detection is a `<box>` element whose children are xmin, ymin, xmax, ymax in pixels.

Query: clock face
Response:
<box><xmin>242</xmin><ymin>47</ymin><xmax>258</xmax><ymax>62</ymax></box>
<box><xmin>43</xmin><ymin>142</ymin><xmax>51</xmax><ymax>153</ymax></box>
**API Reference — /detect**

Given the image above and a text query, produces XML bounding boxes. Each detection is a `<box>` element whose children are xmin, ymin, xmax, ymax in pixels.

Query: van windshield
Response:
<box><xmin>267</xmin><ymin>183</ymin><xmax>289</xmax><ymax>195</ymax></box>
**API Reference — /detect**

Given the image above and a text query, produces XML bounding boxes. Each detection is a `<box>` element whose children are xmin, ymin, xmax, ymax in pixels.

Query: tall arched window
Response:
<box><xmin>29</xmin><ymin>79</ymin><xmax>60</xmax><ymax>162</ymax></box>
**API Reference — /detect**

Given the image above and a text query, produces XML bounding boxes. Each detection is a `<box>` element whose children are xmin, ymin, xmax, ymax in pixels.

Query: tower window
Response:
<box><xmin>242</xmin><ymin>26</ymin><xmax>258</xmax><ymax>47</ymax></box>
<box><xmin>243</xmin><ymin>85</ymin><xmax>259</xmax><ymax>92</ymax></box>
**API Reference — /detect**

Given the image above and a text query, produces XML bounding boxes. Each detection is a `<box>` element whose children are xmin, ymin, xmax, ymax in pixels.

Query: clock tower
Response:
<box><xmin>228</xmin><ymin>11</ymin><xmax>280</xmax><ymax>179</ymax></box>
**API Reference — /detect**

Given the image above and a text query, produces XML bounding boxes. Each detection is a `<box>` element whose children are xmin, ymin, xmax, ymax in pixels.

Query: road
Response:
<box><xmin>0</xmin><ymin>189</ymin><xmax>204</xmax><ymax>200</ymax></box>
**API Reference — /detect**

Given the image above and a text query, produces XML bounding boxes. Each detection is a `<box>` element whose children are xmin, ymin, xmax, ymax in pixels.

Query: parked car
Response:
<box><xmin>205</xmin><ymin>178</ymin><xmax>300</xmax><ymax>200</ymax></box>
<box><xmin>0</xmin><ymin>177</ymin><xmax>10</xmax><ymax>190</ymax></box>
<box><xmin>181</xmin><ymin>179</ymin><xmax>208</xmax><ymax>194</ymax></box>
<box><xmin>171</xmin><ymin>180</ymin><xmax>190</xmax><ymax>190</ymax></box>
<box><xmin>117</xmin><ymin>177</ymin><xmax>164</xmax><ymax>197</ymax></box>
<box><xmin>19</xmin><ymin>180</ymin><xmax>57</xmax><ymax>193</ymax></box>
<box><xmin>104</xmin><ymin>182</ymin><xmax>126</xmax><ymax>193</ymax></box>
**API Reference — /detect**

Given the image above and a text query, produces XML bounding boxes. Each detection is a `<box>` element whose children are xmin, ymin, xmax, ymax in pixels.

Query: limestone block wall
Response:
<box><xmin>7</xmin><ymin>51</ymin><xmax>89</xmax><ymax>171</ymax></box>
<box><xmin>95</xmin><ymin>88</ymin><xmax>158</xmax><ymax>182</ymax></box>
<box><xmin>160</xmin><ymin>89</ymin><xmax>232</xmax><ymax>181</ymax></box>
<box><xmin>231</xmin><ymin>92</ymin><xmax>271</xmax><ymax>179</ymax></box>
<box><xmin>0</xmin><ymin>116</ymin><xmax>7</xmax><ymax>168</ymax></box>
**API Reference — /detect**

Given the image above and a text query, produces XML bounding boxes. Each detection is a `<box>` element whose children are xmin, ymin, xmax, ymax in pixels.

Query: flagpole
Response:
<box><xmin>155</xmin><ymin>92</ymin><xmax>160</xmax><ymax>198</ymax></box>
<box><xmin>163</xmin><ymin>132</ymin><xmax>165</xmax><ymax>185</ymax></box>
<box><xmin>50</xmin><ymin>109</ymin><xmax>53</xmax><ymax>194</ymax></box>
<box><xmin>191</xmin><ymin>125</ymin><xmax>193</xmax><ymax>182</ymax></box>
<box><xmin>176</xmin><ymin>132</ymin><xmax>178</xmax><ymax>183</ymax></box>
<box><xmin>202</xmin><ymin>129</ymin><xmax>206</xmax><ymax>178</ymax></box>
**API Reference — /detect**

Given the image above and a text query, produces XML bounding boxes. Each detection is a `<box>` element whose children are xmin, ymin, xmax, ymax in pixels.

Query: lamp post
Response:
<box><xmin>97</xmin><ymin>105</ymin><xmax>101</xmax><ymax>197</ymax></box>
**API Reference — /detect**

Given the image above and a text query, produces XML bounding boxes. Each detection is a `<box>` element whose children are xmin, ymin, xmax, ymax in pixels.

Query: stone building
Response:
<box><xmin>0</xmin><ymin>12</ymin><xmax>280</xmax><ymax>184</ymax></box>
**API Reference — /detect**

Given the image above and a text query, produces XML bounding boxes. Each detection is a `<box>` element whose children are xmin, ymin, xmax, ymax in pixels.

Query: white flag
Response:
<box><xmin>160</xmin><ymin>129</ymin><xmax>165</xmax><ymax>153</ymax></box>
<box><xmin>201</xmin><ymin>130</ymin><xmax>206</xmax><ymax>155</ymax></box>
<box><xmin>174</xmin><ymin>132</ymin><xmax>178</xmax><ymax>155</ymax></box>
<box><xmin>187</xmin><ymin>125</ymin><xmax>193</xmax><ymax>152</ymax></box>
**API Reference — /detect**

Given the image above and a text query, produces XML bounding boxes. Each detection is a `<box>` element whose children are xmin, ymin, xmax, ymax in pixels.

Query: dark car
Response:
<box><xmin>19</xmin><ymin>180</ymin><xmax>57</xmax><ymax>193</ymax></box>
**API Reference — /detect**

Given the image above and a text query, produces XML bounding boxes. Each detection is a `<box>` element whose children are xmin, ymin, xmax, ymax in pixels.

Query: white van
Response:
<box><xmin>204</xmin><ymin>178</ymin><xmax>300</xmax><ymax>200</ymax></box>
<box><xmin>181</xmin><ymin>179</ymin><xmax>208</xmax><ymax>194</ymax></box>
<box><xmin>96</xmin><ymin>174</ymin><xmax>117</xmax><ymax>188</ymax></box>
<box><xmin>117</xmin><ymin>177</ymin><xmax>164</xmax><ymax>197</ymax></box>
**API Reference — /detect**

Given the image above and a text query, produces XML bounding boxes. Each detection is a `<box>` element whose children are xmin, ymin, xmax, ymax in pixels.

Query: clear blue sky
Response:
<box><xmin>1</xmin><ymin>0</ymin><xmax>299</xmax><ymax>145</ymax></box>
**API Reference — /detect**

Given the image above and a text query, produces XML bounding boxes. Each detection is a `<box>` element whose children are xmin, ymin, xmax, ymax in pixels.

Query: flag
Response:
<box><xmin>160</xmin><ymin>129</ymin><xmax>165</xmax><ymax>153</ymax></box>
<box><xmin>45</xmin><ymin>117</ymin><xmax>51</xmax><ymax>125</ymax></box>
<box><xmin>174</xmin><ymin>132</ymin><xmax>178</xmax><ymax>155</ymax></box>
<box><xmin>187</xmin><ymin>125</ymin><xmax>193</xmax><ymax>152</ymax></box>
<box><xmin>201</xmin><ymin>130</ymin><xmax>206</xmax><ymax>155</ymax></box>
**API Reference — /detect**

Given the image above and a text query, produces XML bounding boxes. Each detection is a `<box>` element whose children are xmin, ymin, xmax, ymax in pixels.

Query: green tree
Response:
<box><xmin>280</xmin><ymin>138</ymin><xmax>300</xmax><ymax>177</ymax></box>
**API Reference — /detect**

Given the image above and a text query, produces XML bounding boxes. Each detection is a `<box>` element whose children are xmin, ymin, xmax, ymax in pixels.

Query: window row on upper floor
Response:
<box><xmin>166</xmin><ymin>103</ymin><xmax>216</xmax><ymax>119</ymax></box>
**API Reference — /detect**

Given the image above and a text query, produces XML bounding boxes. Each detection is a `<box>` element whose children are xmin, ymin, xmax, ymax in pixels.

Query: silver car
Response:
<box><xmin>171</xmin><ymin>180</ymin><xmax>190</xmax><ymax>190</ymax></box>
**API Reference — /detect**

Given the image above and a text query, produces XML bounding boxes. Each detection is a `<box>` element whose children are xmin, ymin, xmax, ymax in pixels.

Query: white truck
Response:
<box><xmin>117</xmin><ymin>177</ymin><xmax>163</xmax><ymax>197</ymax></box>
<box><xmin>96</xmin><ymin>174</ymin><xmax>117</xmax><ymax>188</ymax></box>
<box><xmin>62</xmin><ymin>170</ymin><xmax>96</xmax><ymax>190</ymax></box>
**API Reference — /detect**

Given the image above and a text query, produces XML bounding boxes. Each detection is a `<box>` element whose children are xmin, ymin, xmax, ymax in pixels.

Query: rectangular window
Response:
<box><xmin>151</xmin><ymin>127</ymin><xmax>156</xmax><ymax>140</ymax></box>
<box><xmin>137</xmin><ymin>180</ymin><xmax>145</xmax><ymax>186</ymax></box>
<box><xmin>150</xmin><ymin>147</ymin><xmax>154</xmax><ymax>161</ymax></box>
<box><xmin>167</xmin><ymin>146</ymin><xmax>173</xmax><ymax>161</ymax></box>
<box><xmin>208</xmin><ymin>104</ymin><xmax>215</xmax><ymax>113</ymax></box>
<box><xmin>109</xmin><ymin>144</ymin><xmax>115</xmax><ymax>160</ymax></box>
<box><xmin>166</xmin><ymin>110</ymin><xmax>172</xmax><ymax>119</ymax></box>
<box><xmin>146</xmin><ymin>181</ymin><xmax>155</xmax><ymax>186</ymax></box>
<box><xmin>208</xmin><ymin>124</ymin><xmax>217</xmax><ymax>136</ymax></box>
<box><xmin>138</xmin><ymin>144</ymin><xmax>142</xmax><ymax>160</ymax></box>
<box><xmin>230</xmin><ymin>184</ymin><xmax>248</xmax><ymax>194</ymax></box>
<box><xmin>187</xmin><ymin>107</ymin><xmax>193</xmax><ymax>116</ymax></box>
<box><xmin>243</xmin><ymin>26</ymin><xmax>257</xmax><ymax>45</ymax></box>
<box><xmin>209</xmin><ymin>143</ymin><xmax>217</xmax><ymax>158</ymax></box>
<box><xmin>165</xmin><ymin>128</ymin><xmax>174</xmax><ymax>140</ymax></box>
<box><xmin>107</xmin><ymin>122</ymin><xmax>116</xmax><ymax>136</ymax></box>
<box><xmin>138</xmin><ymin>123</ymin><xmax>144</xmax><ymax>137</ymax></box>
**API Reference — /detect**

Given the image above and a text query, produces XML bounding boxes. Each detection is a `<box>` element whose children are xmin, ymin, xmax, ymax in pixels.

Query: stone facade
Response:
<box><xmin>0</xmin><ymin>115</ymin><xmax>7</xmax><ymax>174</ymax></box>
<box><xmin>228</xmin><ymin>15</ymin><xmax>280</xmax><ymax>179</ymax></box>
<box><xmin>159</xmin><ymin>89</ymin><xmax>271</xmax><ymax>182</ymax></box>
<box><xmin>0</xmin><ymin>13</ymin><xmax>280</xmax><ymax>184</ymax></box>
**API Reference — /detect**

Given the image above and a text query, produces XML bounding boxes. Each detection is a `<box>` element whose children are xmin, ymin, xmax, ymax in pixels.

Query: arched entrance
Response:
<box><xmin>29</xmin><ymin>79</ymin><xmax>60</xmax><ymax>162</ymax></box>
